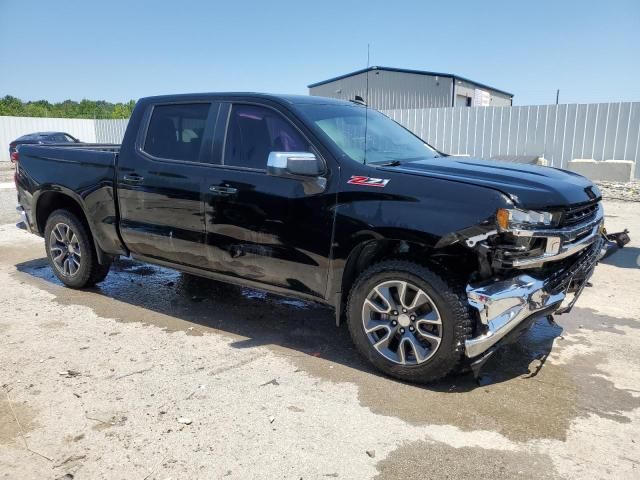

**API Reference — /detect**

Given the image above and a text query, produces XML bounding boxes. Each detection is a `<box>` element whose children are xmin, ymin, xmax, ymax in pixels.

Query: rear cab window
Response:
<box><xmin>143</xmin><ymin>103</ymin><xmax>211</xmax><ymax>162</ymax></box>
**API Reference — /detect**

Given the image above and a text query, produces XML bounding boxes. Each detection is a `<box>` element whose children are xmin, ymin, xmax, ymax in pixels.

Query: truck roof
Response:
<box><xmin>138</xmin><ymin>92</ymin><xmax>354</xmax><ymax>107</ymax></box>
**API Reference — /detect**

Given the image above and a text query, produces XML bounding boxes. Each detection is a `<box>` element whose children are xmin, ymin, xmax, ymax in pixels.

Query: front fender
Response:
<box><xmin>326</xmin><ymin>175</ymin><xmax>514</xmax><ymax>321</ymax></box>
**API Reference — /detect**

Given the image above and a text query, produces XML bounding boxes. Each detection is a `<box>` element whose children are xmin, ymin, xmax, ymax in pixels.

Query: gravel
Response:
<box><xmin>596</xmin><ymin>181</ymin><xmax>640</xmax><ymax>203</ymax></box>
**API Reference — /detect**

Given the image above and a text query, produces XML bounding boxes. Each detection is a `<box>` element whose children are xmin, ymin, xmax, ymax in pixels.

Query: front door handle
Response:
<box><xmin>123</xmin><ymin>174</ymin><xmax>144</xmax><ymax>184</ymax></box>
<box><xmin>209</xmin><ymin>185</ymin><xmax>238</xmax><ymax>196</ymax></box>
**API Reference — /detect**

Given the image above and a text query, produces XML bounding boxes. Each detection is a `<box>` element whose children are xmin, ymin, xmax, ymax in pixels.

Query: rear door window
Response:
<box><xmin>223</xmin><ymin>104</ymin><xmax>310</xmax><ymax>170</ymax></box>
<box><xmin>143</xmin><ymin>103</ymin><xmax>211</xmax><ymax>162</ymax></box>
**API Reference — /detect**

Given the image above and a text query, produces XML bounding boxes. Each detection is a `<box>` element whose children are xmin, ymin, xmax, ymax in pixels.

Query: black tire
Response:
<box><xmin>44</xmin><ymin>209</ymin><xmax>111</xmax><ymax>288</ymax></box>
<box><xmin>88</xmin><ymin>260</ymin><xmax>112</xmax><ymax>285</ymax></box>
<box><xmin>346</xmin><ymin>260</ymin><xmax>473</xmax><ymax>383</ymax></box>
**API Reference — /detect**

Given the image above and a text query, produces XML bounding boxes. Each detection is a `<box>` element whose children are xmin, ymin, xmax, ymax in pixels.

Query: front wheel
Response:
<box><xmin>346</xmin><ymin>260</ymin><xmax>473</xmax><ymax>383</ymax></box>
<box><xmin>44</xmin><ymin>209</ymin><xmax>111</xmax><ymax>288</ymax></box>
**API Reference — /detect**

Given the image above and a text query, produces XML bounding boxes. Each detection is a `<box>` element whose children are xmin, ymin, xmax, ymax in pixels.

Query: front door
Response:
<box><xmin>117</xmin><ymin>102</ymin><xmax>218</xmax><ymax>267</ymax></box>
<box><xmin>203</xmin><ymin>102</ymin><xmax>335</xmax><ymax>299</ymax></box>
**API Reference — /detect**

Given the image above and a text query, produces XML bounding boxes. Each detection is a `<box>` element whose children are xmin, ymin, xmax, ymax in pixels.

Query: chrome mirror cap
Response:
<box><xmin>267</xmin><ymin>151</ymin><xmax>321</xmax><ymax>177</ymax></box>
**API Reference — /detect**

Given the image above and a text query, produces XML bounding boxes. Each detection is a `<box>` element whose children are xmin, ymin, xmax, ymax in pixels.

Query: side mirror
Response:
<box><xmin>267</xmin><ymin>152</ymin><xmax>322</xmax><ymax>177</ymax></box>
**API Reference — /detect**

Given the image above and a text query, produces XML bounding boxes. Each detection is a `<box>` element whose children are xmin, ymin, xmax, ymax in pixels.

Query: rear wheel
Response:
<box><xmin>346</xmin><ymin>260</ymin><xmax>473</xmax><ymax>383</ymax></box>
<box><xmin>44</xmin><ymin>210</ymin><xmax>111</xmax><ymax>288</ymax></box>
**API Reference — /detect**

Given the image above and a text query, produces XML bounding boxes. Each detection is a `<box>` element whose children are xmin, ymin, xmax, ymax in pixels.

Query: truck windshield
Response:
<box><xmin>297</xmin><ymin>104</ymin><xmax>440</xmax><ymax>164</ymax></box>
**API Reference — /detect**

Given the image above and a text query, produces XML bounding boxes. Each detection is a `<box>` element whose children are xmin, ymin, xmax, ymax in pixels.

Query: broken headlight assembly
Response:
<box><xmin>496</xmin><ymin>208</ymin><xmax>561</xmax><ymax>231</ymax></box>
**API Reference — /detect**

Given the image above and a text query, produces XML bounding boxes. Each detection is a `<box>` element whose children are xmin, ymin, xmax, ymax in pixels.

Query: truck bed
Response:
<box><xmin>17</xmin><ymin>143</ymin><xmax>119</xmax><ymax>180</ymax></box>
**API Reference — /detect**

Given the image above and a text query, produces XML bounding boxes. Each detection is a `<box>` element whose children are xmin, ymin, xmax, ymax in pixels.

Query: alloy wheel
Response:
<box><xmin>362</xmin><ymin>280</ymin><xmax>442</xmax><ymax>365</ymax></box>
<box><xmin>49</xmin><ymin>222</ymin><xmax>82</xmax><ymax>277</ymax></box>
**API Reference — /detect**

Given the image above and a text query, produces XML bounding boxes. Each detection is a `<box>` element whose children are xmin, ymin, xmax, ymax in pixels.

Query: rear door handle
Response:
<box><xmin>209</xmin><ymin>185</ymin><xmax>238</xmax><ymax>196</ymax></box>
<box><xmin>123</xmin><ymin>174</ymin><xmax>144</xmax><ymax>184</ymax></box>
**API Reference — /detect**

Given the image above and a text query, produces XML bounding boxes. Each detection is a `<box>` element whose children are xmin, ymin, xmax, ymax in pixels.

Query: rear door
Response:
<box><xmin>202</xmin><ymin>101</ymin><xmax>336</xmax><ymax>299</ymax></box>
<box><xmin>117</xmin><ymin>101</ymin><xmax>220</xmax><ymax>267</ymax></box>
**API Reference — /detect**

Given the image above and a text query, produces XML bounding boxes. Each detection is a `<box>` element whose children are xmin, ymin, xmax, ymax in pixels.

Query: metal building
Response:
<box><xmin>308</xmin><ymin>66</ymin><xmax>513</xmax><ymax>109</ymax></box>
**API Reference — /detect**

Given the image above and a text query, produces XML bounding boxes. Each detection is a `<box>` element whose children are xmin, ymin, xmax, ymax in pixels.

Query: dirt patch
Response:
<box><xmin>0</xmin><ymin>398</ymin><xmax>38</xmax><ymax>445</ymax></box>
<box><xmin>375</xmin><ymin>440</ymin><xmax>557</xmax><ymax>480</ymax></box>
<box><xmin>297</xmin><ymin>321</ymin><xmax>579</xmax><ymax>442</ymax></box>
<box><xmin>561</xmin><ymin>306</ymin><xmax>640</xmax><ymax>335</ymax></box>
<box><xmin>90</xmin><ymin>413</ymin><xmax>128</xmax><ymax>432</ymax></box>
<box><xmin>41</xmin><ymin>321</ymin><xmax>66</xmax><ymax>329</ymax></box>
<box><xmin>570</xmin><ymin>353</ymin><xmax>640</xmax><ymax>424</ymax></box>
<box><xmin>294</xmin><ymin>309</ymin><xmax>640</xmax><ymax>443</ymax></box>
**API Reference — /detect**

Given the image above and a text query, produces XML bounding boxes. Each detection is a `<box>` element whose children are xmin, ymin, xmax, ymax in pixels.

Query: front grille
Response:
<box><xmin>544</xmin><ymin>235</ymin><xmax>603</xmax><ymax>295</ymax></box>
<box><xmin>561</xmin><ymin>201</ymin><xmax>600</xmax><ymax>227</ymax></box>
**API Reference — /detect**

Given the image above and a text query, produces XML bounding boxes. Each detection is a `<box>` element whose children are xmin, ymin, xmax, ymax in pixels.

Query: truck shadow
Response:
<box><xmin>15</xmin><ymin>256</ymin><xmax>563</xmax><ymax>392</ymax></box>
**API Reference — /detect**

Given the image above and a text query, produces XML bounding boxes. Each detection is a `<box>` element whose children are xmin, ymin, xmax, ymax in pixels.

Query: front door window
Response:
<box><xmin>223</xmin><ymin>104</ymin><xmax>310</xmax><ymax>170</ymax></box>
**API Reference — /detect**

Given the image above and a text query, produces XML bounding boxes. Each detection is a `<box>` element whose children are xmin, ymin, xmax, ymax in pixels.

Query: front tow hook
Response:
<box><xmin>599</xmin><ymin>229</ymin><xmax>631</xmax><ymax>260</ymax></box>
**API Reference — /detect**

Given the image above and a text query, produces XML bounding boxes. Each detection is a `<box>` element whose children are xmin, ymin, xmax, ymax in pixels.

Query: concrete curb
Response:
<box><xmin>568</xmin><ymin>159</ymin><xmax>635</xmax><ymax>182</ymax></box>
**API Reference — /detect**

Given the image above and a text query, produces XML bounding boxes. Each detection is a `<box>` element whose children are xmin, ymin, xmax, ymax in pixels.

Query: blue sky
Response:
<box><xmin>1</xmin><ymin>0</ymin><xmax>639</xmax><ymax>105</ymax></box>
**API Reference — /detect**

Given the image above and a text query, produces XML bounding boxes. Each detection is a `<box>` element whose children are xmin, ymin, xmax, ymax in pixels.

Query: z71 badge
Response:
<box><xmin>347</xmin><ymin>176</ymin><xmax>390</xmax><ymax>188</ymax></box>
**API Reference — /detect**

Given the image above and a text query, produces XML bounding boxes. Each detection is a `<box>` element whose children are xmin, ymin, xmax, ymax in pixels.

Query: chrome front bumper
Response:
<box><xmin>464</xmin><ymin>275</ymin><xmax>566</xmax><ymax>358</ymax></box>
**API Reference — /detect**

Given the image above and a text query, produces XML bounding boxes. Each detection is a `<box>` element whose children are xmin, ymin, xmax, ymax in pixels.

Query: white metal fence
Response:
<box><xmin>382</xmin><ymin>102</ymin><xmax>640</xmax><ymax>178</ymax></box>
<box><xmin>0</xmin><ymin>116</ymin><xmax>96</xmax><ymax>161</ymax></box>
<box><xmin>95</xmin><ymin>119</ymin><xmax>129</xmax><ymax>144</ymax></box>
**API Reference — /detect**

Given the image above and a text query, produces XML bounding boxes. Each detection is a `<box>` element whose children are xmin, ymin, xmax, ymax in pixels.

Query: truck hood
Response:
<box><xmin>380</xmin><ymin>157</ymin><xmax>600</xmax><ymax>209</ymax></box>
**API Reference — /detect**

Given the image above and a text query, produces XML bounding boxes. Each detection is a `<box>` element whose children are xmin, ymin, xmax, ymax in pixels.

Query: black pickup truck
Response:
<box><xmin>15</xmin><ymin>93</ymin><xmax>605</xmax><ymax>383</ymax></box>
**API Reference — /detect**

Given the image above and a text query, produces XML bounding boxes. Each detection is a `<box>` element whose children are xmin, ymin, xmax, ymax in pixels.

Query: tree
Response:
<box><xmin>0</xmin><ymin>95</ymin><xmax>136</xmax><ymax>119</ymax></box>
<box><xmin>0</xmin><ymin>95</ymin><xmax>25</xmax><ymax>116</ymax></box>
<box><xmin>111</xmin><ymin>104</ymin><xmax>127</xmax><ymax>119</ymax></box>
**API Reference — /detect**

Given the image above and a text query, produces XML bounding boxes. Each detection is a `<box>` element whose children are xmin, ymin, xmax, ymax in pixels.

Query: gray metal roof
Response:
<box><xmin>308</xmin><ymin>66</ymin><xmax>514</xmax><ymax>97</ymax></box>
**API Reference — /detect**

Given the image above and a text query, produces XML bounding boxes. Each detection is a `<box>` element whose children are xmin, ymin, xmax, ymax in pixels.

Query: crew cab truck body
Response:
<box><xmin>15</xmin><ymin>93</ymin><xmax>605</xmax><ymax>383</ymax></box>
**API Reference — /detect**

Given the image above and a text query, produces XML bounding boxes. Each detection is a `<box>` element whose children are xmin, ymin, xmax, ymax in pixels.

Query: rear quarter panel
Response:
<box><xmin>16</xmin><ymin>145</ymin><xmax>125</xmax><ymax>255</ymax></box>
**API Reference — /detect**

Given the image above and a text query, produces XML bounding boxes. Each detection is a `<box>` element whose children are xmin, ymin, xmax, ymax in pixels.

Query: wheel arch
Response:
<box><xmin>331</xmin><ymin>232</ymin><xmax>477</xmax><ymax>326</ymax></box>
<box><xmin>34</xmin><ymin>188</ymin><xmax>112</xmax><ymax>265</ymax></box>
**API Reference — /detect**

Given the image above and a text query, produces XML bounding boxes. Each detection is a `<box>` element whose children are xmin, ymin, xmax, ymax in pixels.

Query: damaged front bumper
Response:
<box><xmin>465</xmin><ymin>275</ymin><xmax>565</xmax><ymax>358</ymax></box>
<box><xmin>464</xmin><ymin>236</ymin><xmax>603</xmax><ymax>358</ymax></box>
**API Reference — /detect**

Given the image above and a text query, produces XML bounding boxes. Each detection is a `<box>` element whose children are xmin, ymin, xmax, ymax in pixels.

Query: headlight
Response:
<box><xmin>496</xmin><ymin>208</ymin><xmax>560</xmax><ymax>230</ymax></box>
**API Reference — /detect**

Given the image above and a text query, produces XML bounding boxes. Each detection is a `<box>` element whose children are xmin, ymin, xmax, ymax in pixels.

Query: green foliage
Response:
<box><xmin>0</xmin><ymin>95</ymin><xmax>135</xmax><ymax>119</ymax></box>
